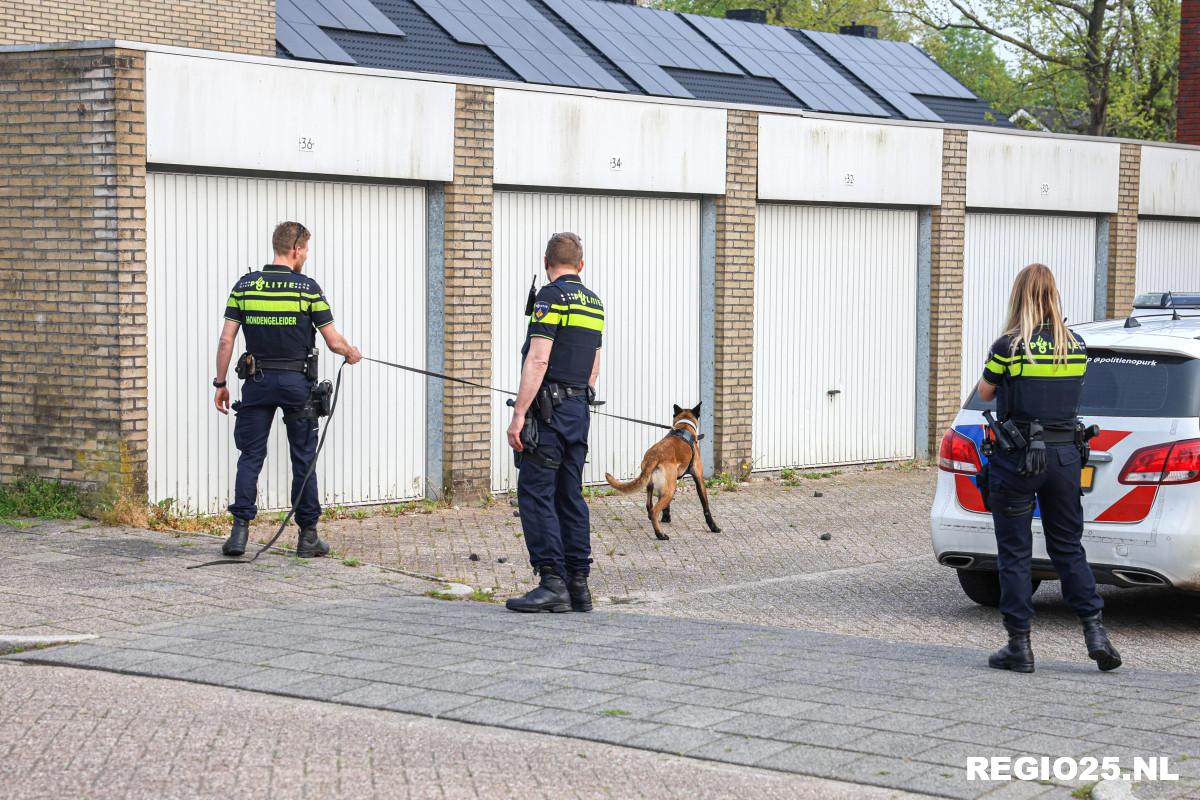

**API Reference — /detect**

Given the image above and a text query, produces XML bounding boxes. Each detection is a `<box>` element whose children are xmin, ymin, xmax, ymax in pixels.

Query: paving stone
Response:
<box><xmin>686</xmin><ymin>735</ymin><xmax>796</xmax><ymax>767</ymax></box>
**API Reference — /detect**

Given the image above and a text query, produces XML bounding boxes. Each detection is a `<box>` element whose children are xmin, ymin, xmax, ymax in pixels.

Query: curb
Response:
<box><xmin>0</xmin><ymin>634</ymin><xmax>98</xmax><ymax>656</ymax></box>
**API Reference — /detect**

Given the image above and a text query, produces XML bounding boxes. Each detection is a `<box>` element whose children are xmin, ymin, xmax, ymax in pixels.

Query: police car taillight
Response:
<box><xmin>1118</xmin><ymin>439</ymin><xmax>1200</xmax><ymax>485</ymax></box>
<box><xmin>938</xmin><ymin>429</ymin><xmax>981</xmax><ymax>475</ymax></box>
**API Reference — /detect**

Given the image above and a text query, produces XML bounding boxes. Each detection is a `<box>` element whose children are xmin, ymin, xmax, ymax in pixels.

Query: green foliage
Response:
<box><xmin>0</xmin><ymin>476</ymin><xmax>83</xmax><ymax>519</ymax></box>
<box><xmin>899</xmin><ymin>0</ymin><xmax>1179</xmax><ymax>140</ymax></box>
<box><xmin>653</xmin><ymin>0</ymin><xmax>915</xmax><ymax>40</ymax></box>
<box><xmin>919</xmin><ymin>26</ymin><xmax>1020</xmax><ymax>116</ymax></box>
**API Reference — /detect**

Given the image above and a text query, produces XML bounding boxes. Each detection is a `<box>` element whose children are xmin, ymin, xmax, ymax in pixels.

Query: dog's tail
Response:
<box><xmin>605</xmin><ymin>459</ymin><xmax>655</xmax><ymax>494</ymax></box>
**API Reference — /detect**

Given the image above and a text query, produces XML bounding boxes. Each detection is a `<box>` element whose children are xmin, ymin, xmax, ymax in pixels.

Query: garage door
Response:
<box><xmin>146</xmin><ymin>172</ymin><xmax>427</xmax><ymax>514</ymax></box>
<box><xmin>962</xmin><ymin>213</ymin><xmax>1096</xmax><ymax>402</ymax></box>
<box><xmin>753</xmin><ymin>204</ymin><xmax>919</xmax><ymax>469</ymax></box>
<box><xmin>1136</xmin><ymin>219</ymin><xmax>1200</xmax><ymax>296</ymax></box>
<box><xmin>491</xmin><ymin>191</ymin><xmax>700</xmax><ymax>491</ymax></box>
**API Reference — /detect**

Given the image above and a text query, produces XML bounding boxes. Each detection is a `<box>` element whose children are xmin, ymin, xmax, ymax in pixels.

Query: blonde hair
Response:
<box><xmin>1003</xmin><ymin>263</ymin><xmax>1072</xmax><ymax>365</ymax></box>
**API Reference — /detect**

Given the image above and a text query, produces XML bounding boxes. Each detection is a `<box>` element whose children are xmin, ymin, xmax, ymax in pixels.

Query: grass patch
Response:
<box><xmin>1071</xmin><ymin>784</ymin><xmax>1095</xmax><ymax>799</ymax></box>
<box><xmin>99</xmin><ymin>497</ymin><xmax>232</xmax><ymax>534</ymax></box>
<box><xmin>705</xmin><ymin>472</ymin><xmax>741</xmax><ymax>494</ymax></box>
<box><xmin>583</xmin><ymin>485</ymin><xmax>618</xmax><ymax>501</ymax></box>
<box><xmin>599</xmin><ymin>708</ymin><xmax>630</xmax><ymax>717</ymax></box>
<box><xmin>0</xmin><ymin>519</ymin><xmax>37</xmax><ymax>529</ymax></box>
<box><xmin>0</xmin><ymin>476</ymin><xmax>83</xmax><ymax>519</ymax></box>
<box><xmin>382</xmin><ymin>498</ymin><xmax>448</xmax><ymax>517</ymax></box>
<box><xmin>425</xmin><ymin>588</ymin><xmax>496</xmax><ymax>603</ymax></box>
<box><xmin>341</xmin><ymin>558</ymin><xmax>362</xmax><ymax>567</ymax></box>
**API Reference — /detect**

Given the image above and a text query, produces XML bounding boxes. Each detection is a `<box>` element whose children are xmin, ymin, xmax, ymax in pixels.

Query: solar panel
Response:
<box><xmin>279</xmin><ymin>0</ymin><xmax>404</xmax><ymax>35</ymax></box>
<box><xmin>804</xmin><ymin>30</ymin><xmax>973</xmax><ymax>121</ymax></box>
<box><xmin>682</xmin><ymin>14</ymin><xmax>886</xmax><ymax>116</ymax></box>
<box><xmin>276</xmin><ymin>15</ymin><xmax>357</xmax><ymax>63</ymax></box>
<box><xmin>543</xmin><ymin>0</ymin><xmax>741</xmax><ymax>98</ymax></box>
<box><xmin>409</xmin><ymin>0</ymin><xmax>627</xmax><ymax>91</ymax></box>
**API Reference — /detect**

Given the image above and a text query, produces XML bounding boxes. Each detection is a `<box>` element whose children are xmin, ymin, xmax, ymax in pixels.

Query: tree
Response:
<box><xmin>894</xmin><ymin>0</ymin><xmax>1180</xmax><ymax>139</ymax></box>
<box><xmin>920</xmin><ymin>26</ymin><xmax>1022</xmax><ymax>115</ymax></box>
<box><xmin>654</xmin><ymin>0</ymin><xmax>916</xmax><ymax>40</ymax></box>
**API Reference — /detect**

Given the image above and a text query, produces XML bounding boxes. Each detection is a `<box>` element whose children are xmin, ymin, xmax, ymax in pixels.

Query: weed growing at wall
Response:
<box><xmin>0</xmin><ymin>475</ymin><xmax>83</xmax><ymax>519</ymax></box>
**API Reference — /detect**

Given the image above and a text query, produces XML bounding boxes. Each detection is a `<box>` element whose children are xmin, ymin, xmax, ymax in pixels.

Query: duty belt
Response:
<box><xmin>255</xmin><ymin>358</ymin><xmax>308</xmax><ymax>374</ymax></box>
<box><xmin>1014</xmin><ymin>422</ymin><xmax>1076</xmax><ymax>444</ymax></box>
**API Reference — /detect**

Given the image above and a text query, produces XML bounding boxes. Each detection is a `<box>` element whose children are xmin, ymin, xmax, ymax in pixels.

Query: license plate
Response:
<box><xmin>1081</xmin><ymin>465</ymin><xmax>1095</xmax><ymax>491</ymax></box>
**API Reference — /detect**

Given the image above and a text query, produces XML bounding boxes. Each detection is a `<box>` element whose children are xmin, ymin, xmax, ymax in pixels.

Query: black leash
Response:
<box><xmin>365</xmin><ymin>356</ymin><xmax>678</xmax><ymax>433</ymax></box>
<box><xmin>189</xmin><ymin>356</ymin><xmax>688</xmax><ymax>569</ymax></box>
<box><xmin>187</xmin><ymin>360</ymin><xmax>348</xmax><ymax>569</ymax></box>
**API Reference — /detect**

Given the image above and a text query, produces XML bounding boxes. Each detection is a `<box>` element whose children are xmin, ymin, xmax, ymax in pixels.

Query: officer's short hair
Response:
<box><xmin>545</xmin><ymin>232</ymin><xmax>583</xmax><ymax>267</ymax></box>
<box><xmin>272</xmin><ymin>221</ymin><xmax>311</xmax><ymax>255</ymax></box>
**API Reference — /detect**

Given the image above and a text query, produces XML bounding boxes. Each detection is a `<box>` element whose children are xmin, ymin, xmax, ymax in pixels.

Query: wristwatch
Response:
<box><xmin>212</xmin><ymin>379</ymin><xmax>227</xmax><ymax>389</ymax></box>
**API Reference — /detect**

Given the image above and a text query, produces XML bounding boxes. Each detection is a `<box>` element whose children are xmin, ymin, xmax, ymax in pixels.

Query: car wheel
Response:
<box><xmin>956</xmin><ymin>570</ymin><xmax>1041</xmax><ymax>607</ymax></box>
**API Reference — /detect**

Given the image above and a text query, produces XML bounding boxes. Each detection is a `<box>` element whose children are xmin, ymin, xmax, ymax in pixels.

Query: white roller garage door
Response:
<box><xmin>753</xmin><ymin>204</ymin><xmax>919</xmax><ymax>470</ymax></box>
<box><xmin>1136</xmin><ymin>219</ymin><xmax>1200</xmax><ymax>296</ymax></box>
<box><xmin>962</xmin><ymin>213</ymin><xmax>1096</xmax><ymax>402</ymax></box>
<box><xmin>491</xmin><ymin>191</ymin><xmax>700</xmax><ymax>492</ymax></box>
<box><xmin>146</xmin><ymin>172</ymin><xmax>427</xmax><ymax>514</ymax></box>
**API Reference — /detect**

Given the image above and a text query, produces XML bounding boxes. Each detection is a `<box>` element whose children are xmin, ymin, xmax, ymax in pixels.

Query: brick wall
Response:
<box><xmin>0</xmin><ymin>47</ymin><xmax>148</xmax><ymax>499</ymax></box>
<box><xmin>713</xmin><ymin>110</ymin><xmax>757</xmax><ymax>477</ymax></box>
<box><xmin>1106</xmin><ymin>143</ymin><xmax>1141</xmax><ymax>318</ymax></box>
<box><xmin>0</xmin><ymin>0</ymin><xmax>274</xmax><ymax>56</ymax></box>
<box><xmin>441</xmin><ymin>84</ymin><xmax>494</xmax><ymax>501</ymax></box>
<box><xmin>1180</xmin><ymin>0</ymin><xmax>1200</xmax><ymax>144</ymax></box>
<box><xmin>927</xmin><ymin>129</ymin><xmax>967</xmax><ymax>453</ymax></box>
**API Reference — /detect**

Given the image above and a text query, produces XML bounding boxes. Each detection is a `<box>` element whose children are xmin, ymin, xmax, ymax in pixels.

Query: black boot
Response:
<box><xmin>567</xmin><ymin>572</ymin><xmax>593</xmax><ymax>613</ymax></box>
<box><xmin>988</xmin><ymin>624</ymin><xmax>1035</xmax><ymax>673</ymax></box>
<box><xmin>296</xmin><ymin>525</ymin><xmax>329</xmax><ymax>558</ymax></box>
<box><xmin>223</xmin><ymin>518</ymin><xmax>249</xmax><ymax>556</ymax></box>
<box><xmin>505</xmin><ymin>567</ymin><xmax>571</xmax><ymax>613</ymax></box>
<box><xmin>1081</xmin><ymin>612</ymin><xmax>1122</xmax><ymax>671</ymax></box>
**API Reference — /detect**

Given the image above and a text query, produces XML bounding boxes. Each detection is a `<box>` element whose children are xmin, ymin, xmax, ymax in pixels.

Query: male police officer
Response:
<box><xmin>213</xmin><ymin>222</ymin><xmax>362</xmax><ymax>558</ymax></box>
<box><xmin>505</xmin><ymin>232</ymin><xmax>603</xmax><ymax>613</ymax></box>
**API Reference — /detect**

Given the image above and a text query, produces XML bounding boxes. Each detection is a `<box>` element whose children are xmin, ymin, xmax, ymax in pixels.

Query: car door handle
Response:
<box><xmin>1088</xmin><ymin>451</ymin><xmax>1113</xmax><ymax>463</ymax></box>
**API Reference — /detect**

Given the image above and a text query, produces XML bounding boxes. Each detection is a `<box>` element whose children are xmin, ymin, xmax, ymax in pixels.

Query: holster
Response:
<box><xmin>235</xmin><ymin>352</ymin><xmax>256</xmax><ymax>380</ymax></box>
<box><xmin>283</xmin><ymin>380</ymin><xmax>334</xmax><ymax>426</ymax></box>
<box><xmin>976</xmin><ymin>462</ymin><xmax>992</xmax><ymax>512</ymax></box>
<box><xmin>305</xmin><ymin>349</ymin><xmax>319</xmax><ymax>381</ymax></box>
<box><xmin>535</xmin><ymin>383</ymin><xmax>563</xmax><ymax>424</ymax></box>
<box><xmin>514</xmin><ymin>414</ymin><xmax>560</xmax><ymax>470</ymax></box>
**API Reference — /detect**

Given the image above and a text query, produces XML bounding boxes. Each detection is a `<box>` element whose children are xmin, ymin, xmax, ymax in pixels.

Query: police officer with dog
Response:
<box><xmin>505</xmin><ymin>232</ymin><xmax>603</xmax><ymax>613</ymax></box>
<box><xmin>975</xmin><ymin>262</ymin><xmax>1121</xmax><ymax>673</ymax></box>
<box><xmin>213</xmin><ymin>221</ymin><xmax>361</xmax><ymax>558</ymax></box>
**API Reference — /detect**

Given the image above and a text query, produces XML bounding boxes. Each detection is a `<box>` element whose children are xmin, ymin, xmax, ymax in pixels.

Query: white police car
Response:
<box><xmin>932</xmin><ymin>292</ymin><xmax>1200</xmax><ymax>606</ymax></box>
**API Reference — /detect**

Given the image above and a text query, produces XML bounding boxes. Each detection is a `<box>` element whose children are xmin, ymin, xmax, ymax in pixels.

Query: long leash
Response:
<box><xmin>187</xmin><ymin>360</ymin><xmax>348</xmax><ymax>569</ymax></box>
<box><xmin>364</xmin><ymin>356</ymin><xmax>676</xmax><ymax>432</ymax></box>
<box><xmin>189</xmin><ymin>356</ymin><xmax>683</xmax><ymax>568</ymax></box>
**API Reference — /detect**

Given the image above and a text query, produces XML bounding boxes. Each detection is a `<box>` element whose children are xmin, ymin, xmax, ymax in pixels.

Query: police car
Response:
<box><xmin>932</xmin><ymin>292</ymin><xmax>1200</xmax><ymax>605</ymax></box>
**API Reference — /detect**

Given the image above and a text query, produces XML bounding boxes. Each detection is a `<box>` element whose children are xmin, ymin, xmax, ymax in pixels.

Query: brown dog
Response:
<box><xmin>604</xmin><ymin>403</ymin><xmax>720</xmax><ymax>540</ymax></box>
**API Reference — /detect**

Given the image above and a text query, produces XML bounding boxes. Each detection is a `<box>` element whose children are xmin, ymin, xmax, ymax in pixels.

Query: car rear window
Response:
<box><xmin>965</xmin><ymin>349</ymin><xmax>1200</xmax><ymax>417</ymax></box>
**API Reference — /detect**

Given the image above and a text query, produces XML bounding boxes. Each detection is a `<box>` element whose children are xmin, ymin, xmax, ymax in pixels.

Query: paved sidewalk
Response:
<box><xmin>13</xmin><ymin>595</ymin><xmax>1200</xmax><ymax>800</ymax></box>
<box><xmin>0</xmin><ymin>662</ymin><xmax>912</xmax><ymax>800</ymax></box>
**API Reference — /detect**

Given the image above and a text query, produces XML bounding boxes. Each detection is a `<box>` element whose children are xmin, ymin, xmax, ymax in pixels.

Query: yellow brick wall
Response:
<box><xmin>713</xmin><ymin>110</ymin><xmax>757</xmax><ymax>477</ymax></box>
<box><xmin>442</xmin><ymin>84</ymin><xmax>494</xmax><ymax>501</ymax></box>
<box><xmin>0</xmin><ymin>47</ymin><xmax>147</xmax><ymax>497</ymax></box>
<box><xmin>1107</xmin><ymin>143</ymin><xmax>1141</xmax><ymax>319</ymax></box>
<box><xmin>927</xmin><ymin>129</ymin><xmax>967</xmax><ymax>453</ymax></box>
<box><xmin>0</xmin><ymin>0</ymin><xmax>274</xmax><ymax>55</ymax></box>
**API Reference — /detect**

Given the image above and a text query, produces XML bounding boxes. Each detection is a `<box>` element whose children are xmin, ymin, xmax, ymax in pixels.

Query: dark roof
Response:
<box><xmin>274</xmin><ymin>0</ymin><xmax>1008</xmax><ymax>125</ymax></box>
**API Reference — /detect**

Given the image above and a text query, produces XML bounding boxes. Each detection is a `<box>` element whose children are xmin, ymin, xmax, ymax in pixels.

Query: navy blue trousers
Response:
<box><xmin>988</xmin><ymin>444</ymin><xmax>1103</xmax><ymax>630</ymax></box>
<box><xmin>516</xmin><ymin>395</ymin><xmax>591</xmax><ymax>577</ymax></box>
<box><xmin>228</xmin><ymin>370</ymin><xmax>321</xmax><ymax>528</ymax></box>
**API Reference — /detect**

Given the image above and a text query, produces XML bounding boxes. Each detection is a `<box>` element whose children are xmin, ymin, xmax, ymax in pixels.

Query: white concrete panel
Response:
<box><xmin>146</xmin><ymin>52</ymin><xmax>455</xmax><ymax>180</ymax></box>
<box><xmin>757</xmin><ymin>116</ymin><xmax>942</xmax><ymax>205</ymax></box>
<box><xmin>491</xmin><ymin>192</ymin><xmax>701</xmax><ymax>491</ymax></box>
<box><xmin>961</xmin><ymin>213</ymin><xmax>1096</xmax><ymax>403</ymax></box>
<box><xmin>493</xmin><ymin>89</ymin><xmax>726</xmax><ymax>194</ymax></box>
<box><xmin>967</xmin><ymin>132</ymin><xmax>1120</xmax><ymax>213</ymax></box>
<box><xmin>147</xmin><ymin>172</ymin><xmax>427</xmax><ymax>514</ymax></box>
<box><xmin>753</xmin><ymin>205</ymin><xmax>919</xmax><ymax>469</ymax></box>
<box><xmin>1139</xmin><ymin>146</ymin><xmax>1200</xmax><ymax>217</ymax></box>
<box><xmin>1137</xmin><ymin>220</ymin><xmax>1200</xmax><ymax>296</ymax></box>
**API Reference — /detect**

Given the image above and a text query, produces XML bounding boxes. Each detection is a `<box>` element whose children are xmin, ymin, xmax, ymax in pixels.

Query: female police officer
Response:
<box><xmin>976</xmin><ymin>263</ymin><xmax>1122</xmax><ymax>673</ymax></box>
